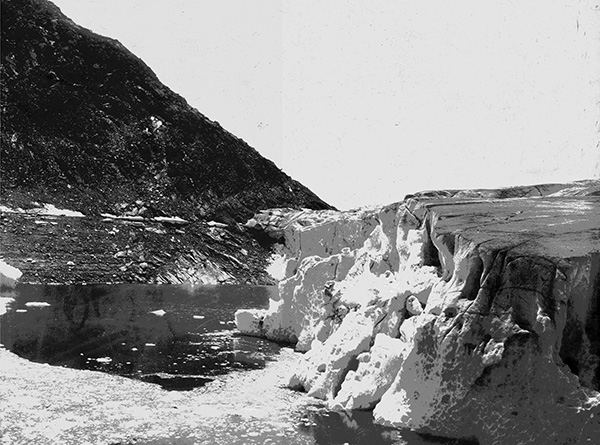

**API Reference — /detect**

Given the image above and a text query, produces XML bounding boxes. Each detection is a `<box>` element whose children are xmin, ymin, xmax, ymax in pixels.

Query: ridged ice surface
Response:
<box><xmin>236</xmin><ymin>180</ymin><xmax>600</xmax><ymax>444</ymax></box>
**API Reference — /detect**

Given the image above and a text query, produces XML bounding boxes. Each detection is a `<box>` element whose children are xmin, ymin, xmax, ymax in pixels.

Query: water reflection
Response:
<box><xmin>0</xmin><ymin>284</ymin><xmax>280</xmax><ymax>390</ymax></box>
<box><xmin>299</xmin><ymin>405</ymin><xmax>478</xmax><ymax>445</ymax></box>
<box><xmin>2</xmin><ymin>284</ymin><xmax>481</xmax><ymax>444</ymax></box>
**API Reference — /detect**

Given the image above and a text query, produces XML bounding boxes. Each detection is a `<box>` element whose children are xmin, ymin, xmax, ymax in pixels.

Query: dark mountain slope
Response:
<box><xmin>0</xmin><ymin>0</ymin><xmax>332</xmax><ymax>223</ymax></box>
<box><xmin>0</xmin><ymin>0</ymin><xmax>332</xmax><ymax>285</ymax></box>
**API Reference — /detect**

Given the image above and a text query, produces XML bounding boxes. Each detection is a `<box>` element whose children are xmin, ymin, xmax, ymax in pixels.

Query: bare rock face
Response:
<box><xmin>1</xmin><ymin>0</ymin><xmax>333</xmax><ymax>223</ymax></box>
<box><xmin>0</xmin><ymin>0</ymin><xmax>334</xmax><ymax>285</ymax></box>
<box><xmin>235</xmin><ymin>180</ymin><xmax>600</xmax><ymax>444</ymax></box>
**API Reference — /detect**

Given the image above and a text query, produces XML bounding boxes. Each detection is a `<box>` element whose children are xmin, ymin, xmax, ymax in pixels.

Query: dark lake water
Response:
<box><xmin>0</xmin><ymin>283</ymin><xmax>475</xmax><ymax>444</ymax></box>
<box><xmin>0</xmin><ymin>283</ymin><xmax>280</xmax><ymax>390</ymax></box>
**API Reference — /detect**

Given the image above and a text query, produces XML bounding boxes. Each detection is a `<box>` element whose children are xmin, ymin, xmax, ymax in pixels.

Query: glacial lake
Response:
<box><xmin>0</xmin><ymin>284</ymin><xmax>280</xmax><ymax>390</ymax></box>
<box><xmin>0</xmin><ymin>284</ymin><xmax>474</xmax><ymax>445</ymax></box>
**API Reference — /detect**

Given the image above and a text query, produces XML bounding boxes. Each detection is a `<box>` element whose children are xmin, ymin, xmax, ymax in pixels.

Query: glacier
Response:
<box><xmin>236</xmin><ymin>180</ymin><xmax>600</xmax><ymax>444</ymax></box>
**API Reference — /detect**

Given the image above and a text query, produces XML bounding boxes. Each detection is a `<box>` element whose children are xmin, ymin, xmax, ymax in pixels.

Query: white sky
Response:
<box><xmin>51</xmin><ymin>0</ymin><xmax>600</xmax><ymax>210</ymax></box>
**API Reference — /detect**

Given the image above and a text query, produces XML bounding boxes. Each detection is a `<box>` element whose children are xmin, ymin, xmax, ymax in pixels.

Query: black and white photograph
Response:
<box><xmin>1</xmin><ymin>1</ymin><xmax>599</xmax><ymax>444</ymax></box>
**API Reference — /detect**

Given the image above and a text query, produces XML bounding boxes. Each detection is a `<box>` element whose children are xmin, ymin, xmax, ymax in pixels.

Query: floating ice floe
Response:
<box><xmin>25</xmin><ymin>302</ymin><xmax>51</xmax><ymax>308</ymax></box>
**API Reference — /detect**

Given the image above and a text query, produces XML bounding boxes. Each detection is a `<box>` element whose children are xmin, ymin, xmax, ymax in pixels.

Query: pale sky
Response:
<box><xmin>51</xmin><ymin>0</ymin><xmax>600</xmax><ymax>210</ymax></box>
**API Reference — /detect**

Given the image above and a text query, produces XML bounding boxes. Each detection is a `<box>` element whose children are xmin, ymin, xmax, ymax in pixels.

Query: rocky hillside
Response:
<box><xmin>0</xmin><ymin>0</ymin><xmax>331</xmax><ymax>223</ymax></box>
<box><xmin>236</xmin><ymin>180</ymin><xmax>600</xmax><ymax>444</ymax></box>
<box><xmin>0</xmin><ymin>0</ymin><xmax>334</xmax><ymax>285</ymax></box>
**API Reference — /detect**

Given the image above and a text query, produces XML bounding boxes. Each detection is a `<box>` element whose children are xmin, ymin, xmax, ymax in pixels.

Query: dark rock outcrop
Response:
<box><xmin>0</xmin><ymin>0</ymin><xmax>333</xmax><ymax>284</ymax></box>
<box><xmin>0</xmin><ymin>0</ymin><xmax>331</xmax><ymax>222</ymax></box>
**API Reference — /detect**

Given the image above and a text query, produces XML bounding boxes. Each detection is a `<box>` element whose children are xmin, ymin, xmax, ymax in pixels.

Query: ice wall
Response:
<box><xmin>236</xmin><ymin>181</ymin><xmax>600</xmax><ymax>444</ymax></box>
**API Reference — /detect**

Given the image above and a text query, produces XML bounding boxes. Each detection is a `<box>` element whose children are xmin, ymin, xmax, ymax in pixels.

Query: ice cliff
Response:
<box><xmin>236</xmin><ymin>180</ymin><xmax>600</xmax><ymax>444</ymax></box>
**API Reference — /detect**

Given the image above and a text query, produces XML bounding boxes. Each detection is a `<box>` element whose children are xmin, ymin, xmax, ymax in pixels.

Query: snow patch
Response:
<box><xmin>39</xmin><ymin>204</ymin><xmax>84</xmax><ymax>218</ymax></box>
<box><xmin>0</xmin><ymin>259</ymin><xmax>23</xmax><ymax>288</ymax></box>
<box><xmin>0</xmin><ymin>204</ymin><xmax>84</xmax><ymax>217</ymax></box>
<box><xmin>154</xmin><ymin>216</ymin><xmax>188</xmax><ymax>225</ymax></box>
<box><xmin>266</xmin><ymin>253</ymin><xmax>288</xmax><ymax>281</ymax></box>
<box><xmin>207</xmin><ymin>220</ymin><xmax>227</xmax><ymax>228</ymax></box>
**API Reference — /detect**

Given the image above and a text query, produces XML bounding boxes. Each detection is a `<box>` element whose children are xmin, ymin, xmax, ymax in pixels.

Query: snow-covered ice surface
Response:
<box><xmin>0</xmin><ymin>346</ymin><xmax>316</xmax><ymax>445</ymax></box>
<box><xmin>237</xmin><ymin>192</ymin><xmax>600</xmax><ymax>444</ymax></box>
<box><xmin>1</xmin><ymin>345</ymin><xmax>459</xmax><ymax>444</ymax></box>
